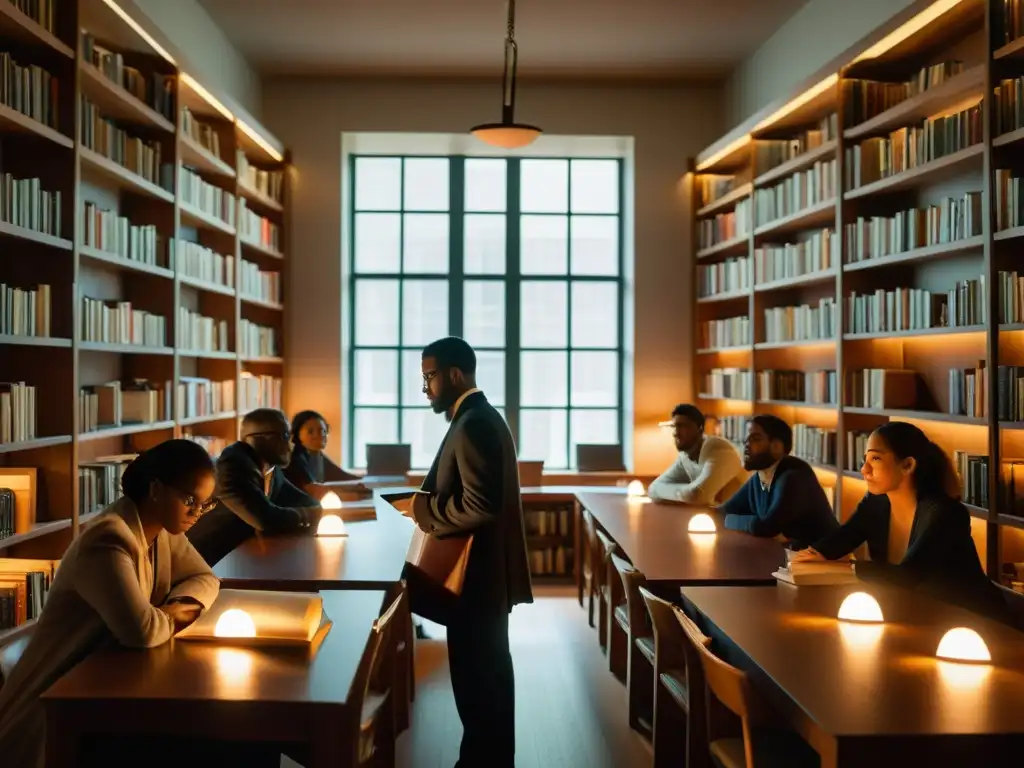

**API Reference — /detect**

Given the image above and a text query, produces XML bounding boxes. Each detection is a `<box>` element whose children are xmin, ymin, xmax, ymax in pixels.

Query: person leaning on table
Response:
<box><xmin>792</xmin><ymin>421</ymin><xmax>1012</xmax><ymax>625</ymax></box>
<box><xmin>0</xmin><ymin>440</ymin><xmax>222</xmax><ymax>768</ymax></box>
<box><xmin>284</xmin><ymin>409</ymin><xmax>360</xmax><ymax>498</ymax></box>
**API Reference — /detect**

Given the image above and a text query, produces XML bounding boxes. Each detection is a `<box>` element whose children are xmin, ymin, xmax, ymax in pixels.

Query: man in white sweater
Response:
<box><xmin>647</xmin><ymin>404</ymin><xmax>748</xmax><ymax>505</ymax></box>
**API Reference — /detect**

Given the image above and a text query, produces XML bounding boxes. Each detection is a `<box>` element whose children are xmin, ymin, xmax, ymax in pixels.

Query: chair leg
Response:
<box><xmin>608</xmin><ymin>621</ymin><xmax>628</xmax><ymax>683</ymax></box>
<box><xmin>597</xmin><ymin>595</ymin><xmax>608</xmax><ymax>650</ymax></box>
<box><xmin>587</xmin><ymin>578</ymin><xmax>596</xmax><ymax>628</ymax></box>
<box><xmin>652</xmin><ymin>682</ymin><xmax>687</xmax><ymax>768</ymax></box>
<box><xmin>627</xmin><ymin>649</ymin><xmax>654</xmax><ymax>733</ymax></box>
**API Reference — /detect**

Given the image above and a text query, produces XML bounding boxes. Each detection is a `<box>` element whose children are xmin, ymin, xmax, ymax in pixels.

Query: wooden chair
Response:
<box><xmin>391</xmin><ymin>580</ymin><xmax>415</xmax><ymax>734</ymax></box>
<box><xmin>582</xmin><ymin>509</ymin><xmax>599</xmax><ymax>627</ymax></box>
<box><xmin>638</xmin><ymin>590</ymin><xmax>709</xmax><ymax>768</ymax></box>
<box><xmin>593</xmin><ymin>528</ymin><xmax>619</xmax><ymax>651</ymax></box>
<box><xmin>678</xmin><ymin>611</ymin><xmax>819</xmax><ymax>768</ymax></box>
<box><xmin>610</xmin><ymin>554</ymin><xmax>654</xmax><ymax>735</ymax></box>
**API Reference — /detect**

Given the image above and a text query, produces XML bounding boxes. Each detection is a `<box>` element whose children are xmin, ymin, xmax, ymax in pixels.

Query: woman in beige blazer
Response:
<box><xmin>0</xmin><ymin>439</ymin><xmax>221</xmax><ymax>768</ymax></box>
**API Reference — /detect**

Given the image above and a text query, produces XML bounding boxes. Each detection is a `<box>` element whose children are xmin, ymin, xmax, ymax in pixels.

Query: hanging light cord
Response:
<box><xmin>502</xmin><ymin>0</ymin><xmax>518</xmax><ymax>116</ymax></box>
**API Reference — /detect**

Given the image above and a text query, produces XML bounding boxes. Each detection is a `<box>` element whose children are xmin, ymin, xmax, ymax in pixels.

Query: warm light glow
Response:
<box><xmin>471</xmin><ymin>124</ymin><xmax>542</xmax><ymax>149</ymax></box>
<box><xmin>688</xmin><ymin>513</ymin><xmax>717</xmax><ymax>533</ymax></box>
<box><xmin>317</xmin><ymin>514</ymin><xmax>347</xmax><ymax>536</ymax></box>
<box><xmin>237</xmin><ymin>119</ymin><xmax>284</xmax><ymax>162</ymax></box>
<box><xmin>695</xmin><ymin>135</ymin><xmax>751</xmax><ymax>172</ymax></box>
<box><xmin>214</xmin><ymin>609</ymin><xmax>256</xmax><ymax>638</ymax></box>
<box><xmin>100</xmin><ymin>0</ymin><xmax>176</xmax><ymax>63</ymax></box>
<box><xmin>837</xmin><ymin>592</ymin><xmax>884</xmax><ymax>623</ymax></box>
<box><xmin>753</xmin><ymin>74</ymin><xmax>839</xmax><ymax>133</ymax></box>
<box><xmin>936</xmin><ymin>627</ymin><xmax>991</xmax><ymax>663</ymax></box>
<box><xmin>181</xmin><ymin>72</ymin><xmax>233</xmax><ymax>120</ymax></box>
<box><xmin>838</xmin><ymin>622</ymin><xmax>884</xmax><ymax>649</ymax></box>
<box><xmin>853</xmin><ymin>0</ymin><xmax>963</xmax><ymax>62</ymax></box>
<box><xmin>321</xmin><ymin>492</ymin><xmax>342</xmax><ymax>510</ymax></box>
<box><xmin>626</xmin><ymin>480</ymin><xmax>646</xmax><ymax>498</ymax></box>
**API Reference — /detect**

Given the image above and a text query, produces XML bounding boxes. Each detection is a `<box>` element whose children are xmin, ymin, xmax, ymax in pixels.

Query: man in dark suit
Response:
<box><xmin>187</xmin><ymin>408</ymin><xmax>321</xmax><ymax>565</ymax></box>
<box><xmin>406</xmin><ymin>336</ymin><xmax>532</xmax><ymax>768</ymax></box>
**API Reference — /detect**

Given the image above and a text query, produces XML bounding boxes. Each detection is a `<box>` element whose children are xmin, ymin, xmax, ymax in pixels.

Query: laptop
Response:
<box><xmin>366</xmin><ymin>443</ymin><xmax>412</xmax><ymax>476</ymax></box>
<box><xmin>576</xmin><ymin>444</ymin><xmax>626</xmax><ymax>473</ymax></box>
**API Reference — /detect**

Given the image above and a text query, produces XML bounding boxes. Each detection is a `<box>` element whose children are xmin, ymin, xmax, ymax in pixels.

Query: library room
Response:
<box><xmin>6</xmin><ymin>0</ymin><xmax>1024</xmax><ymax>766</ymax></box>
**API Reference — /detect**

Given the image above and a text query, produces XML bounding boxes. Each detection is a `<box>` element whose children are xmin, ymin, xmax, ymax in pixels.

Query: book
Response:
<box><xmin>773</xmin><ymin>560</ymin><xmax>858</xmax><ymax>586</ymax></box>
<box><xmin>175</xmin><ymin>589</ymin><xmax>331</xmax><ymax>646</ymax></box>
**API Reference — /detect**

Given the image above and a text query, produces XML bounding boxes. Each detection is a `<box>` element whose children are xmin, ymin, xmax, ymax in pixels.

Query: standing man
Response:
<box><xmin>406</xmin><ymin>336</ymin><xmax>532</xmax><ymax>768</ymax></box>
<box><xmin>187</xmin><ymin>408</ymin><xmax>321</xmax><ymax>565</ymax></box>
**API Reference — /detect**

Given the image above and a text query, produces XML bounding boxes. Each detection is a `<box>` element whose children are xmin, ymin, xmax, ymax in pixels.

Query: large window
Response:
<box><xmin>348</xmin><ymin>155</ymin><xmax>625</xmax><ymax>470</ymax></box>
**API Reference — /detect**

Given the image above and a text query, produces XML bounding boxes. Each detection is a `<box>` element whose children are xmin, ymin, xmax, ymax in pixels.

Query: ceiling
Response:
<box><xmin>198</xmin><ymin>0</ymin><xmax>809</xmax><ymax>79</ymax></box>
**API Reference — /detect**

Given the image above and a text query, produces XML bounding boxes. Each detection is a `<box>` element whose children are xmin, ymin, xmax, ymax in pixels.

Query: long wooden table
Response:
<box><xmin>42</xmin><ymin>590</ymin><xmax>388</xmax><ymax>767</ymax></box>
<box><xmin>681</xmin><ymin>583</ymin><xmax>1024</xmax><ymax>766</ymax></box>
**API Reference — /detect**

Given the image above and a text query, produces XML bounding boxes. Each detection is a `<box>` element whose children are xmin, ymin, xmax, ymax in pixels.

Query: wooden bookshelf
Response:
<box><xmin>0</xmin><ymin>0</ymin><xmax>288</xmax><ymax>585</ymax></box>
<box><xmin>690</xmin><ymin>0</ymin><xmax>1024</xmax><ymax>588</ymax></box>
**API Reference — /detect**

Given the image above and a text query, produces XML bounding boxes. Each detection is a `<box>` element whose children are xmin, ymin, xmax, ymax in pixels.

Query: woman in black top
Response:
<box><xmin>283</xmin><ymin>410</ymin><xmax>358</xmax><ymax>497</ymax></box>
<box><xmin>794</xmin><ymin>421</ymin><xmax>1010</xmax><ymax>624</ymax></box>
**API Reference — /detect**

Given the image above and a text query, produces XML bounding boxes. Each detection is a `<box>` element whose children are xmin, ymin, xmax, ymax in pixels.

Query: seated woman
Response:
<box><xmin>284</xmin><ymin>409</ymin><xmax>359</xmax><ymax>498</ymax></box>
<box><xmin>793</xmin><ymin>421</ymin><xmax>1010</xmax><ymax>623</ymax></box>
<box><xmin>0</xmin><ymin>439</ymin><xmax>222</xmax><ymax>767</ymax></box>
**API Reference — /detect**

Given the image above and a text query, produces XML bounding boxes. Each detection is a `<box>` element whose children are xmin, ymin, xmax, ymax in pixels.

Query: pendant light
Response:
<box><xmin>471</xmin><ymin>0</ymin><xmax>542</xmax><ymax>149</ymax></box>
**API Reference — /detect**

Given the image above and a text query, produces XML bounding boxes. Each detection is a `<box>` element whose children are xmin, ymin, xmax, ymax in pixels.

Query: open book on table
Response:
<box><xmin>773</xmin><ymin>560</ymin><xmax>858</xmax><ymax>586</ymax></box>
<box><xmin>175</xmin><ymin>589</ymin><xmax>332</xmax><ymax>646</ymax></box>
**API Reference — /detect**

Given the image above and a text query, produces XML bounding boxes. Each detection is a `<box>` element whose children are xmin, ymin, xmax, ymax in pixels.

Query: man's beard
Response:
<box><xmin>744</xmin><ymin>452</ymin><xmax>775</xmax><ymax>471</ymax></box>
<box><xmin>430</xmin><ymin>390</ymin><xmax>458</xmax><ymax>418</ymax></box>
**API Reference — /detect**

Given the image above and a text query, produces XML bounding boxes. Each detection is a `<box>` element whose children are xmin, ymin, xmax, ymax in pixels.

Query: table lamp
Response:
<box><xmin>317</xmin><ymin>491</ymin><xmax>348</xmax><ymax>537</ymax></box>
<box><xmin>936</xmin><ymin>627</ymin><xmax>990</xmax><ymax>663</ymax></box>
<box><xmin>214</xmin><ymin>608</ymin><xmax>257</xmax><ymax>638</ymax></box>
<box><xmin>688</xmin><ymin>513</ymin><xmax>716</xmax><ymax>533</ymax></box>
<box><xmin>837</xmin><ymin>592</ymin><xmax>884</xmax><ymax>623</ymax></box>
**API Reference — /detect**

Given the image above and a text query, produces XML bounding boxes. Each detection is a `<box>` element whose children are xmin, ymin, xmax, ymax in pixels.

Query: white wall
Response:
<box><xmin>725</xmin><ymin>0</ymin><xmax>914</xmax><ymax>126</ymax></box>
<box><xmin>132</xmin><ymin>0</ymin><xmax>262</xmax><ymax>116</ymax></box>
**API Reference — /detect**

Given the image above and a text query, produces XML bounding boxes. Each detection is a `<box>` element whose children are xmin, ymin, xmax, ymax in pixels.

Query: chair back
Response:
<box><xmin>611</xmin><ymin>553</ymin><xmax>647</xmax><ymax>630</ymax></box>
<box><xmin>594</xmin><ymin>528</ymin><xmax>618</xmax><ymax>590</ymax></box>
<box><xmin>349</xmin><ymin>592</ymin><xmax>404</xmax><ymax>764</ymax></box>
<box><xmin>640</xmin><ymin>588</ymin><xmax>688</xmax><ymax>670</ymax></box>
<box><xmin>582</xmin><ymin>508</ymin><xmax>598</xmax><ymax>580</ymax></box>
<box><xmin>576</xmin><ymin>444</ymin><xmax>626</xmax><ymax>472</ymax></box>
<box><xmin>0</xmin><ymin>622</ymin><xmax>36</xmax><ymax>691</ymax></box>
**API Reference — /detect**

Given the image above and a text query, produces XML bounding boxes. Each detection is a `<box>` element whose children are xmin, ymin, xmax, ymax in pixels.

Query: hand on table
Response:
<box><xmin>160</xmin><ymin>602</ymin><xmax>202</xmax><ymax>633</ymax></box>
<box><xmin>788</xmin><ymin>547</ymin><xmax>825</xmax><ymax>564</ymax></box>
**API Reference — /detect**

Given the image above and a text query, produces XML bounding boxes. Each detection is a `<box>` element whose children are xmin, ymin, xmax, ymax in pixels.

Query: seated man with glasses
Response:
<box><xmin>187</xmin><ymin>407</ymin><xmax>322</xmax><ymax>565</ymax></box>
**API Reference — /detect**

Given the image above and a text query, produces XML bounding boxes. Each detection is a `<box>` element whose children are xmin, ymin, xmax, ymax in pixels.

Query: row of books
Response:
<box><xmin>78</xmin><ymin>379</ymin><xmax>171</xmax><ymax>433</ymax></box>
<box><xmin>178</xmin><ymin>377</ymin><xmax>235</xmax><ymax>419</ymax></box>
<box><xmin>842</xmin><ymin>61</ymin><xmax>966</xmax><ymax>127</ymax></box>
<box><xmin>701</xmin><ymin>368</ymin><xmax>750</xmax><ymax>400</ymax></box>
<box><xmin>80</xmin><ymin>96</ymin><xmax>172</xmax><ymax>190</ymax></box>
<box><xmin>1</xmin><ymin>172</ymin><xmax>62</xmax><ymax>239</ymax></box>
<box><xmin>792</xmin><ymin>424</ymin><xmax>836</xmax><ymax>466</ymax></box>
<box><xmin>756</xmin><ymin>369</ymin><xmax>837</xmax><ymax>404</ymax></box>
<box><xmin>754</xmin><ymin>228</ymin><xmax>835</xmax><ymax>284</ymax></box>
<box><xmin>181</xmin><ymin>108</ymin><xmax>223</xmax><ymax>159</ymax></box>
<box><xmin>844</xmin><ymin>103</ymin><xmax>983</xmax><ymax>191</ymax></box>
<box><xmin>524</xmin><ymin>507</ymin><xmax>572</xmax><ymax>538</ymax></box>
<box><xmin>239</xmin><ymin>201</ymin><xmax>281</xmax><ymax>252</ymax></box>
<box><xmin>79</xmin><ymin>297</ymin><xmax>166</xmax><ymax>347</ymax></box>
<box><xmin>753</xmin><ymin>159</ymin><xmax>836</xmax><ymax>226</ymax></box>
<box><xmin>0</xmin><ymin>51</ymin><xmax>59</xmax><ymax>130</ymax></box>
<box><xmin>697</xmin><ymin>255</ymin><xmax>749</xmax><ymax>297</ymax></box>
<box><xmin>238</xmin><ymin>154</ymin><xmax>285</xmax><ymax>203</ymax></box>
<box><xmin>844</xmin><ymin>278</ymin><xmax>986</xmax><ymax>334</ymax></box>
<box><xmin>171</xmin><ymin>238</ymin><xmax>232</xmax><ymax>287</ymax></box>
<box><xmin>177</xmin><ymin>308</ymin><xmax>230</xmax><ymax>353</ymax></box>
<box><xmin>0</xmin><ymin>381</ymin><xmax>35</xmax><ymax>445</ymax></box>
<box><xmin>697</xmin><ymin>201</ymin><xmax>750</xmax><ymax>250</ymax></box>
<box><xmin>79</xmin><ymin>458</ymin><xmax>131</xmax><ymax>517</ymax></box>
<box><xmin>699</xmin><ymin>315</ymin><xmax>750</xmax><ymax>349</ymax></box>
<box><xmin>239</xmin><ymin>261</ymin><xmax>282</xmax><ymax>304</ymax></box>
<box><xmin>239</xmin><ymin>320</ymin><xmax>278</xmax><ymax>358</ymax></box>
<box><xmin>528</xmin><ymin>546</ymin><xmax>573</xmax><ymax>577</ymax></box>
<box><xmin>1003</xmin><ymin>0</ymin><xmax>1024</xmax><ymax>46</ymax></box>
<box><xmin>696</xmin><ymin>174</ymin><xmax>739</xmax><ymax>209</ymax></box>
<box><xmin>183</xmin><ymin>433</ymin><xmax>229</xmax><ymax>459</ymax></box>
<box><xmin>239</xmin><ymin>373</ymin><xmax>282</xmax><ymax>411</ymax></box>
<box><xmin>7</xmin><ymin>0</ymin><xmax>55</xmax><ymax>33</ymax></box>
<box><xmin>994</xmin><ymin>74</ymin><xmax>1024</xmax><ymax>136</ymax></box>
<box><xmin>995</xmin><ymin>169</ymin><xmax>1024</xmax><ymax>231</ymax></box>
<box><xmin>845</xmin><ymin>368</ymin><xmax>916</xmax><ymax>410</ymax></box>
<box><xmin>180</xmin><ymin>167</ymin><xmax>236</xmax><ymax>227</ymax></box>
<box><xmin>0</xmin><ymin>283</ymin><xmax>50</xmax><ymax>337</ymax></box>
<box><xmin>762</xmin><ymin>298</ymin><xmax>838</xmax><ymax>343</ymax></box>
<box><xmin>81</xmin><ymin>33</ymin><xmax>175</xmax><ymax>122</ymax></box>
<box><xmin>843</xmin><ymin>193</ymin><xmax>982</xmax><ymax>264</ymax></box>
<box><xmin>0</xmin><ymin>560</ymin><xmax>52</xmax><ymax>631</ymax></box>
<box><xmin>710</xmin><ymin>414</ymin><xmax>748</xmax><ymax>444</ymax></box>
<box><xmin>754</xmin><ymin>114</ymin><xmax>838</xmax><ymax>175</ymax></box>
<box><xmin>996</xmin><ymin>365</ymin><xmax>1024</xmax><ymax>422</ymax></box>
<box><xmin>949</xmin><ymin>364</ymin><xmax>986</xmax><ymax>419</ymax></box>
<box><xmin>955</xmin><ymin>450</ymin><xmax>989</xmax><ymax>509</ymax></box>
<box><xmin>83</xmin><ymin>202</ymin><xmax>162</xmax><ymax>266</ymax></box>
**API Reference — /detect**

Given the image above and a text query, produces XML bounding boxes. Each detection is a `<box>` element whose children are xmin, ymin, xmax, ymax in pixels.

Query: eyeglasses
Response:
<box><xmin>170</xmin><ymin>487</ymin><xmax>219</xmax><ymax>516</ymax></box>
<box><xmin>248</xmin><ymin>429</ymin><xmax>291</xmax><ymax>442</ymax></box>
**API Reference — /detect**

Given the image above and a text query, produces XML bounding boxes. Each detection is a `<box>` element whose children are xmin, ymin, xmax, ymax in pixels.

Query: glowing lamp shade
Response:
<box><xmin>214</xmin><ymin>608</ymin><xmax>256</xmax><ymax>639</ymax></box>
<box><xmin>688</xmin><ymin>513</ymin><xmax>717</xmax><ymax>533</ymax></box>
<box><xmin>626</xmin><ymin>480</ymin><xmax>646</xmax><ymax>498</ymax></box>
<box><xmin>837</xmin><ymin>592</ymin><xmax>884</xmax><ymax>623</ymax></box>
<box><xmin>317</xmin><ymin>514</ymin><xmax>347</xmax><ymax>536</ymax></box>
<box><xmin>471</xmin><ymin>123</ymin><xmax>542</xmax><ymax>149</ymax></box>
<box><xmin>936</xmin><ymin>627</ymin><xmax>991</xmax><ymax>663</ymax></box>
<box><xmin>321</xmin><ymin>491</ymin><xmax>342</xmax><ymax>510</ymax></box>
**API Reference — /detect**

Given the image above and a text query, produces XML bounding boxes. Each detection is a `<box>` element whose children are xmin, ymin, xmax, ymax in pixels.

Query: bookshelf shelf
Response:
<box><xmin>0</xmin><ymin>220</ymin><xmax>73</xmax><ymax>251</ymax></box>
<box><xmin>241</xmin><ymin>295</ymin><xmax>284</xmax><ymax>311</ymax></box>
<box><xmin>0</xmin><ymin>335</ymin><xmax>71</xmax><ymax>349</ymax></box>
<box><xmin>994</xmin><ymin>35</ymin><xmax>1024</xmax><ymax>60</ymax></box>
<box><xmin>238</xmin><ymin>183</ymin><xmax>284</xmax><ymax>214</ymax></box>
<box><xmin>0</xmin><ymin>520</ymin><xmax>72</xmax><ymax>551</ymax></box>
<box><xmin>756</xmin><ymin>400</ymin><xmax>836</xmax><ymax>411</ymax></box>
<box><xmin>842</xmin><ymin>236</ymin><xmax>985</xmax><ymax>272</ymax></box>
<box><xmin>754</xmin><ymin>141</ymin><xmax>837</xmax><ymax>187</ymax></box>
<box><xmin>179</xmin><ymin>411</ymin><xmax>238</xmax><ymax>427</ymax></box>
<box><xmin>79</xmin><ymin>148</ymin><xmax>175</xmax><ymax>203</ymax></box>
<box><xmin>79</xmin><ymin>246</ymin><xmax>174</xmax><ymax>279</ymax></box>
<box><xmin>992</xmin><ymin>125</ymin><xmax>1024</xmax><ymax>147</ymax></box>
<box><xmin>242</xmin><ymin>355</ymin><xmax>284</xmax><ymax>365</ymax></box>
<box><xmin>696</xmin><ymin>183</ymin><xmax>751</xmax><ymax>218</ymax></box>
<box><xmin>964</xmin><ymin>504</ymin><xmax>988</xmax><ymax>521</ymax></box>
<box><xmin>996</xmin><ymin>514</ymin><xmax>1024</xmax><ymax>530</ymax></box>
<box><xmin>842</xmin><ymin>407</ymin><xmax>986</xmax><ymax>427</ymax></box>
<box><xmin>843</xmin><ymin>145</ymin><xmax>984</xmax><ymax>200</ymax></box>
<box><xmin>240</xmin><ymin>238</ymin><xmax>285</xmax><ymax>261</ymax></box>
<box><xmin>993</xmin><ymin>225</ymin><xmax>1024</xmax><ymax>242</ymax></box>
<box><xmin>843</xmin><ymin>325</ymin><xmax>986</xmax><ymax>341</ymax></box>
<box><xmin>0</xmin><ymin>3</ymin><xmax>73</xmax><ymax>57</ymax></box>
<box><xmin>178</xmin><ymin>350</ymin><xmax>236</xmax><ymax>360</ymax></box>
<box><xmin>179</xmin><ymin>203</ymin><xmax>236</xmax><ymax>235</ymax></box>
<box><xmin>695</xmin><ymin>345</ymin><xmax>752</xmax><ymax>355</ymax></box>
<box><xmin>755</xmin><ymin>339</ymin><xmax>835</xmax><ymax>350</ymax></box>
<box><xmin>178</xmin><ymin>274</ymin><xmax>234</xmax><ymax>296</ymax></box>
<box><xmin>180</xmin><ymin>134</ymin><xmax>236</xmax><ymax>179</ymax></box>
<box><xmin>0</xmin><ymin>102</ymin><xmax>73</xmax><ymax>148</ymax></box>
<box><xmin>78</xmin><ymin>62</ymin><xmax>175</xmax><ymax>133</ymax></box>
<box><xmin>0</xmin><ymin>435</ymin><xmax>73</xmax><ymax>455</ymax></box>
<box><xmin>753</xmin><ymin>199</ymin><xmax>835</xmax><ymax>238</ymax></box>
<box><xmin>78</xmin><ymin>421</ymin><xmax>176</xmax><ymax>442</ymax></box>
<box><xmin>78</xmin><ymin>342</ymin><xmax>174</xmax><ymax>355</ymax></box>
<box><xmin>755</xmin><ymin>270</ymin><xmax>836</xmax><ymax>293</ymax></box>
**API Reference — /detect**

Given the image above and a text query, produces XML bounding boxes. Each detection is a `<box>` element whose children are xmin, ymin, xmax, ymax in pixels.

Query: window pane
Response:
<box><xmin>402</xmin><ymin>409</ymin><xmax>449</xmax><ymax>469</ymax></box>
<box><xmin>353</xmin><ymin>408</ymin><xmax>398</xmax><ymax>469</ymax></box>
<box><xmin>519</xmin><ymin>409</ymin><xmax>568</xmax><ymax>468</ymax></box>
<box><xmin>571</xmin><ymin>282</ymin><xmax>618</xmax><ymax>348</ymax></box>
<box><xmin>403</xmin><ymin>214</ymin><xmax>449</xmax><ymax>273</ymax></box>
<box><xmin>521</xmin><ymin>281</ymin><xmax>568</xmax><ymax>348</ymax></box>
<box><xmin>464</xmin><ymin>280</ymin><xmax>505</xmax><ymax>348</ymax></box>
<box><xmin>354</xmin><ymin>280</ymin><xmax>399</xmax><ymax>345</ymax></box>
<box><xmin>465</xmin><ymin>158</ymin><xmax>507</xmax><ymax>212</ymax></box>
<box><xmin>521</xmin><ymin>159</ymin><xmax>568</xmax><ymax>213</ymax></box>
<box><xmin>521</xmin><ymin>351</ymin><xmax>567</xmax><ymax>406</ymax></box>
<box><xmin>354</xmin><ymin>350</ymin><xmax>399</xmax><ymax>406</ymax></box>
<box><xmin>476</xmin><ymin>350</ymin><xmax>506</xmax><ymax>407</ymax></box>
<box><xmin>570</xmin><ymin>216</ymin><xmax>619</xmax><ymax>276</ymax></box>
<box><xmin>404</xmin><ymin>158</ymin><xmax>449</xmax><ymax>211</ymax></box>
<box><xmin>401</xmin><ymin>350</ymin><xmax>428</xmax><ymax>407</ymax></box>
<box><xmin>570</xmin><ymin>351</ymin><xmax>618</xmax><ymax>406</ymax></box>
<box><xmin>354</xmin><ymin>157</ymin><xmax>401</xmax><ymax>210</ymax></box>
<box><xmin>465</xmin><ymin>214</ymin><xmax>506</xmax><ymax>274</ymax></box>
<box><xmin>354</xmin><ymin>213</ymin><xmax>400</xmax><ymax>273</ymax></box>
<box><xmin>402</xmin><ymin>280</ymin><xmax>448</xmax><ymax>346</ymax></box>
<box><xmin>521</xmin><ymin>215</ymin><xmax>568</xmax><ymax>275</ymax></box>
<box><xmin>570</xmin><ymin>409</ymin><xmax>619</xmax><ymax>467</ymax></box>
<box><xmin>570</xmin><ymin>160</ymin><xmax>619</xmax><ymax>214</ymax></box>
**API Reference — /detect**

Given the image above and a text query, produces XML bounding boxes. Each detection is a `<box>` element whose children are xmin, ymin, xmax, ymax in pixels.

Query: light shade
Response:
<box><xmin>321</xmin><ymin>491</ymin><xmax>342</xmax><ymax>510</ymax></box>
<box><xmin>837</xmin><ymin>592</ymin><xmax>884</xmax><ymax>623</ymax></box>
<box><xmin>317</xmin><ymin>514</ymin><xmax>347</xmax><ymax>537</ymax></box>
<box><xmin>936</xmin><ymin>627</ymin><xmax>991</xmax><ymax>663</ymax></box>
<box><xmin>470</xmin><ymin>123</ymin><xmax>542</xmax><ymax>149</ymax></box>
<box><xmin>626</xmin><ymin>480</ymin><xmax>646</xmax><ymax>498</ymax></box>
<box><xmin>688</xmin><ymin>513</ymin><xmax>717</xmax><ymax>533</ymax></box>
<box><xmin>214</xmin><ymin>608</ymin><xmax>257</xmax><ymax>638</ymax></box>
